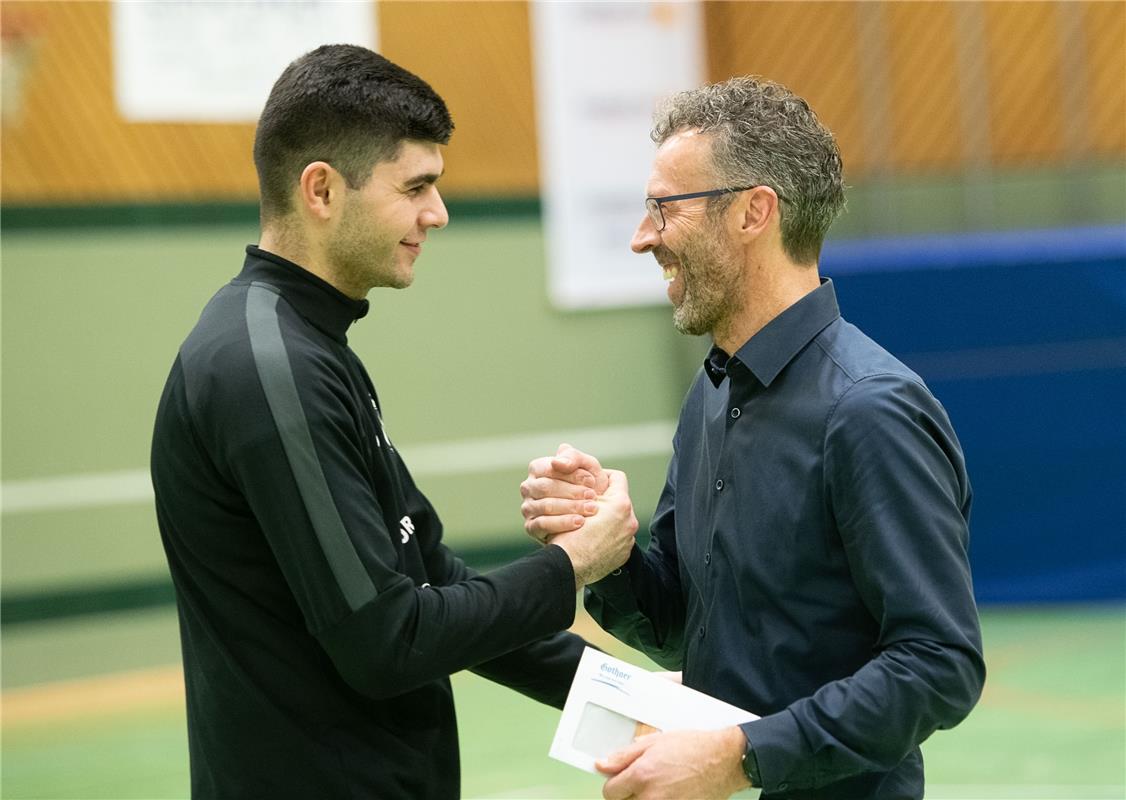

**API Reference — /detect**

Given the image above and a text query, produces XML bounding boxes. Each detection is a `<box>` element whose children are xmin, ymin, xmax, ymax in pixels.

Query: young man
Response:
<box><xmin>521</xmin><ymin>77</ymin><xmax>985</xmax><ymax>799</ymax></box>
<box><xmin>150</xmin><ymin>45</ymin><xmax>637</xmax><ymax>799</ymax></box>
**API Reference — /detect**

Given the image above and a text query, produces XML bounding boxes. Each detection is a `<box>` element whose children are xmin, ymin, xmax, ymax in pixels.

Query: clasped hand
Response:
<box><xmin>520</xmin><ymin>443</ymin><xmax>637</xmax><ymax>588</ymax></box>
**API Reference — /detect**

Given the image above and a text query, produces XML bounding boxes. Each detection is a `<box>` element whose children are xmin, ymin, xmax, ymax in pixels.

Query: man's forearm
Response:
<box><xmin>317</xmin><ymin>547</ymin><xmax>578</xmax><ymax>699</ymax></box>
<box><xmin>470</xmin><ymin>629</ymin><xmax>587</xmax><ymax>709</ymax></box>
<box><xmin>742</xmin><ymin>638</ymin><xmax>985</xmax><ymax>793</ymax></box>
<box><xmin>584</xmin><ymin>546</ymin><xmax>687</xmax><ymax>671</ymax></box>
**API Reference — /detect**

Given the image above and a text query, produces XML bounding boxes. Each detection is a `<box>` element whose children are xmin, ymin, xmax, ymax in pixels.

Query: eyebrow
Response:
<box><xmin>403</xmin><ymin>169</ymin><xmax>444</xmax><ymax>188</ymax></box>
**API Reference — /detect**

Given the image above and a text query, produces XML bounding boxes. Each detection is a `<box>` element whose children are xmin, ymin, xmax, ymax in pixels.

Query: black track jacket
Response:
<box><xmin>151</xmin><ymin>246</ymin><xmax>584</xmax><ymax>799</ymax></box>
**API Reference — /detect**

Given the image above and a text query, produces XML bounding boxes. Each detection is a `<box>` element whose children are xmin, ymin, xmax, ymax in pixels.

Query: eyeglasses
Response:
<box><xmin>644</xmin><ymin>186</ymin><xmax>783</xmax><ymax>232</ymax></box>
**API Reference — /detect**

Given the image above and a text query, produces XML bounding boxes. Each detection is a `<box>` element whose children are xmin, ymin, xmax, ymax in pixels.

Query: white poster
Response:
<box><xmin>112</xmin><ymin>1</ymin><xmax>378</xmax><ymax>123</ymax></box>
<box><xmin>532</xmin><ymin>1</ymin><xmax>704</xmax><ymax>309</ymax></box>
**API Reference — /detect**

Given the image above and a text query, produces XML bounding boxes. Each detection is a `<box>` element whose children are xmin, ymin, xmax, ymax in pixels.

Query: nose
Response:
<box><xmin>421</xmin><ymin>186</ymin><xmax>449</xmax><ymax>230</ymax></box>
<box><xmin>630</xmin><ymin>212</ymin><xmax>659</xmax><ymax>254</ymax></box>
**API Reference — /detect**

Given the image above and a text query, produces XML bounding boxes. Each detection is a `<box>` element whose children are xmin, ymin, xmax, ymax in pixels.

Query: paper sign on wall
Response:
<box><xmin>112</xmin><ymin>1</ymin><xmax>377</xmax><ymax>123</ymax></box>
<box><xmin>531</xmin><ymin>1</ymin><xmax>705</xmax><ymax>309</ymax></box>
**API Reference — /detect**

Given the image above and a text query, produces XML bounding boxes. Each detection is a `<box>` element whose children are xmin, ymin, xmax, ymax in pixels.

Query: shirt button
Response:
<box><xmin>778</xmin><ymin>783</ymin><xmax>789</xmax><ymax>791</ymax></box>
<box><xmin>730</xmin><ymin>407</ymin><xmax>741</xmax><ymax>419</ymax></box>
<box><xmin>698</xmin><ymin>625</ymin><xmax>706</xmax><ymax>639</ymax></box>
<box><xmin>704</xmin><ymin>552</ymin><xmax>711</xmax><ymax>565</ymax></box>
<box><xmin>715</xmin><ymin>479</ymin><xmax>724</xmax><ymax>491</ymax></box>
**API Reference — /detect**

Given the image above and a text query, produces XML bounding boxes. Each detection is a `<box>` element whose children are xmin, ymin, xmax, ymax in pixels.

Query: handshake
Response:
<box><xmin>520</xmin><ymin>443</ymin><xmax>639</xmax><ymax>591</ymax></box>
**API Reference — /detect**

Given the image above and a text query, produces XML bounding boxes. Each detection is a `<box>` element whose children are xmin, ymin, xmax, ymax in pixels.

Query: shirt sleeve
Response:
<box><xmin>741</xmin><ymin>374</ymin><xmax>986</xmax><ymax>793</ymax></box>
<box><xmin>584</xmin><ymin>437</ymin><xmax>687</xmax><ymax>670</ymax></box>
<box><xmin>411</xmin><ymin>502</ymin><xmax>590</xmax><ymax>710</ymax></box>
<box><xmin>215</xmin><ymin>304</ymin><xmax>579</xmax><ymax>701</ymax></box>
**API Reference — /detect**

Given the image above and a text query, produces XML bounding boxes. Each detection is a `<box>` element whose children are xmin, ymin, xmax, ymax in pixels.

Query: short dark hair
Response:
<box><xmin>653</xmin><ymin>77</ymin><xmax>845</xmax><ymax>265</ymax></box>
<box><xmin>253</xmin><ymin>44</ymin><xmax>454</xmax><ymax>222</ymax></box>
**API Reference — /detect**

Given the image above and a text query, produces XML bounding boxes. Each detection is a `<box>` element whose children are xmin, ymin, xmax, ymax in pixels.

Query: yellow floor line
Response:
<box><xmin>2</xmin><ymin>665</ymin><xmax>185</xmax><ymax>726</ymax></box>
<box><xmin>0</xmin><ymin>614</ymin><xmax>616</xmax><ymax>728</ymax></box>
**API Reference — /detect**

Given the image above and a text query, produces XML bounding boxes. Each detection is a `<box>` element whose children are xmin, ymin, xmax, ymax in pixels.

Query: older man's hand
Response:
<box><xmin>596</xmin><ymin>727</ymin><xmax>750</xmax><ymax>800</ymax></box>
<box><xmin>520</xmin><ymin>443</ymin><xmax>611</xmax><ymax>543</ymax></box>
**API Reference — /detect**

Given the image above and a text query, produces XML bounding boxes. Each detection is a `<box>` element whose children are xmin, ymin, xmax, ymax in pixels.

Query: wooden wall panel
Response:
<box><xmin>1083</xmin><ymin>2</ymin><xmax>1126</xmax><ymax>157</ymax></box>
<box><xmin>983</xmin><ymin>2</ymin><xmax>1066</xmax><ymax>165</ymax></box>
<box><xmin>378</xmin><ymin>1</ymin><xmax>539</xmax><ymax>196</ymax></box>
<box><xmin>704</xmin><ymin>2</ymin><xmax>868</xmax><ymax>174</ymax></box>
<box><xmin>0</xmin><ymin>1</ymin><xmax>258</xmax><ymax>203</ymax></box>
<box><xmin>1</xmin><ymin>1</ymin><xmax>1123</xmax><ymax>206</ymax></box>
<box><xmin>885</xmin><ymin>2</ymin><xmax>964</xmax><ymax>171</ymax></box>
<box><xmin>0</xmin><ymin>1</ymin><xmax>539</xmax><ymax>203</ymax></box>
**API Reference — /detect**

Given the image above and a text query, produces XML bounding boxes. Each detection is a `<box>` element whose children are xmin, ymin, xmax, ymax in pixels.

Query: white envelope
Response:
<box><xmin>550</xmin><ymin>647</ymin><xmax>759</xmax><ymax>775</ymax></box>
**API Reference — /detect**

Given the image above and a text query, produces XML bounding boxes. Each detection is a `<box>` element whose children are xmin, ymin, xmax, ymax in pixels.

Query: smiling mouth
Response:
<box><xmin>658</xmin><ymin>257</ymin><xmax>680</xmax><ymax>281</ymax></box>
<box><xmin>654</xmin><ymin>246</ymin><xmax>679</xmax><ymax>282</ymax></box>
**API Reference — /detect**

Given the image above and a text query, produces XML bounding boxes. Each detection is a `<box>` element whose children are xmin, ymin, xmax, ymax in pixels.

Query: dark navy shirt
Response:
<box><xmin>587</xmin><ymin>279</ymin><xmax>984</xmax><ymax>799</ymax></box>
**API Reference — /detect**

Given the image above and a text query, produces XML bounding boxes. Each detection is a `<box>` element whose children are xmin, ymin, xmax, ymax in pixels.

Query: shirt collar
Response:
<box><xmin>703</xmin><ymin>345</ymin><xmax>731</xmax><ymax>388</ymax></box>
<box><xmin>235</xmin><ymin>246</ymin><xmax>369</xmax><ymax>343</ymax></box>
<box><xmin>707</xmin><ymin>278</ymin><xmax>841</xmax><ymax>389</ymax></box>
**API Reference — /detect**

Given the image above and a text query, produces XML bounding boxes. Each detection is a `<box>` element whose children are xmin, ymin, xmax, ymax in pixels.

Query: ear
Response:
<box><xmin>735</xmin><ymin>186</ymin><xmax>781</xmax><ymax>244</ymax></box>
<box><xmin>297</xmin><ymin>161</ymin><xmax>340</xmax><ymax>222</ymax></box>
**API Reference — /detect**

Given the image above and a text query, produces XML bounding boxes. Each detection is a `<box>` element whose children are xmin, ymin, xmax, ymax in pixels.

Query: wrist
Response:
<box><xmin>721</xmin><ymin>727</ymin><xmax>753</xmax><ymax>791</ymax></box>
<box><xmin>737</xmin><ymin>728</ymin><xmax>760</xmax><ymax>789</ymax></box>
<box><xmin>549</xmin><ymin>541</ymin><xmax>591</xmax><ymax>589</ymax></box>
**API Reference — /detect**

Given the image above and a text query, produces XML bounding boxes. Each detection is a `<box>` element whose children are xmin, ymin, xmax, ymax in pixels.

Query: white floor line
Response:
<box><xmin>1</xmin><ymin>420</ymin><xmax>675</xmax><ymax>514</ymax></box>
<box><xmin>470</xmin><ymin>785</ymin><xmax>568</xmax><ymax>800</ymax></box>
<box><xmin>925</xmin><ymin>786</ymin><xmax>1126</xmax><ymax>800</ymax></box>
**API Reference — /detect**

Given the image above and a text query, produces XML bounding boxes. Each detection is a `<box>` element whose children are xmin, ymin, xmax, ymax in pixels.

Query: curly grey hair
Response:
<box><xmin>652</xmin><ymin>76</ymin><xmax>846</xmax><ymax>265</ymax></box>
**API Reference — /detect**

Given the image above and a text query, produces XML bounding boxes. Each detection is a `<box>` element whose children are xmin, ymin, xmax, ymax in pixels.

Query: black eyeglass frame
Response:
<box><xmin>644</xmin><ymin>185</ymin><xmax>785</xmax><ymax>232</ymax></box>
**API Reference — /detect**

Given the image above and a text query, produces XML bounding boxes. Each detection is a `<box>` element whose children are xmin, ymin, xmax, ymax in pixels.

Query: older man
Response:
<box><xmin>522</xmin><ymin>77</ymin><xmax>984</xmax><ymax>799</ymax></box>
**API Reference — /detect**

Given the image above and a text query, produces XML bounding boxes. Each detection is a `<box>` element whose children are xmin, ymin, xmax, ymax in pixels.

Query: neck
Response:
<box><xmin>259</xmin><ymin>224</ymin><xmax>361</xmax><ymax>299</ymax></box>
<box><xmin>713</xmin><ymin>251</ymin><xmax>821</xmax><ymax>354</ymax></box>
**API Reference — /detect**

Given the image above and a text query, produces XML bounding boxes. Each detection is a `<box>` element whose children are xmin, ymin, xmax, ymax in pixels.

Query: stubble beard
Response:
<box><xmin>327</xmin><ymin>194</ymin><xmax>408</xmax><ymax>295</ymax></box>
<box><xmin>670</xmin><ymin>227</ymin><xmax>743</xmax><ymax>338</ymax></box>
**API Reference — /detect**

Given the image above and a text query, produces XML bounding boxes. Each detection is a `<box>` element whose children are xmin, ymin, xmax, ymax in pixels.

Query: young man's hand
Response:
<box><xmin>540</xmin><ymin>468</ymin><xmax>637</xmax><ymax>589</ymax></box>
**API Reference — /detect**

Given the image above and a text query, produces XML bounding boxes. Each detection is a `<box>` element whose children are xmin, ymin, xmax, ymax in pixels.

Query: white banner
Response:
<box><xmin>532</xmin><ymin>1</ymin><xmax>704</xmax><ymax>310</ymax></box>
<box><xmin>112</xmin><ymin>1</ymin><xmax>378</xmax><ymax>123</ymax></box>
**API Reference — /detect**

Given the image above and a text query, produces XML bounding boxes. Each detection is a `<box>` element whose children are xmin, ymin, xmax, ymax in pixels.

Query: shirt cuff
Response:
<box><xmin>533</xmin><ymin>544</ymin><xmax>580</xmax><ymax>627</ymax></box>
<box><xmin>740</xmin><ymin>709</ymin><xmax>815</xmax><ymax>795</ymax></box>
<box><xmin>585</xmin><ymin>544</ymin><xmax>644</xmax><ymax>596</ymax></box>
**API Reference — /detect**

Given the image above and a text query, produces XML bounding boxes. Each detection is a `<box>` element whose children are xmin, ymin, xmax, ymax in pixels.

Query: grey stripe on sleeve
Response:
<box><xmin>245</xmin><ymin>282</ymin><xmax>377</xmax><ymax>611</ymax></box>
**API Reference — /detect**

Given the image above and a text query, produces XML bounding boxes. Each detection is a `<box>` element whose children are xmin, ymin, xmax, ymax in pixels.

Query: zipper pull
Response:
<box><xmin>370</xmin><ymin>397</ymin><xmax>383</xmax><ymax>448</ymax></box>
<box><xmin>370</xmin><ymin>396</ymin><xmax>394</xmax><ymax>450</ymax></box>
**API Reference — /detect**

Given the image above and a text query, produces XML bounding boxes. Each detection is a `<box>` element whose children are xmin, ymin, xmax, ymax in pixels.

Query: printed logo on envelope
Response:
<box><xmin>592</xmin><ymin>662</ymin><xmax>633</xmax><ymax>693</ymax></box>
